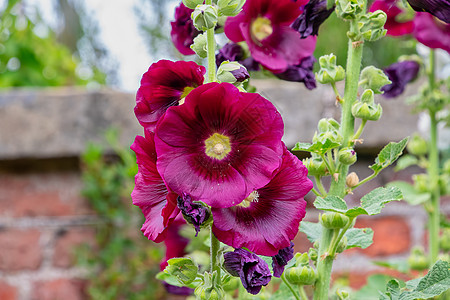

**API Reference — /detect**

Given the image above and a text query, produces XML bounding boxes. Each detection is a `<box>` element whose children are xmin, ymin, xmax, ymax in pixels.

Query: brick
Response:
<box><xmin>0</xmin><ymin>229</ymin><xmax>42</xmax><ymax>271</ymax></box>
<box><xmin>53</xmin><ymin>227</ymin><xmax>96</xmax><ymax>268</ymax></box>
<box><xmin>351</xmin><ymin>217</ymin><xmax>411</xmax><ymax>257</ymax></box>
<box><xmin>333</xmin><ymin>269</ymin><xmax>413</xmax><ymax>290</ymax></box>
<box><xmin>0</xmin><ymin>173</ymin><xmax>93</xmax><ymax>217</ymax></box>
<box><xmin>32</xmin><ymin>279</ymin><xmax>87</xmax><ymax>300</ymax></box>
<box><xmin>293</xmin><ymin>230</ymin><xmax>313</xmax><ymax>254</ymax></box>
<box><xmin>0</xmin><ymin>281</ymin><xmax>18</xmax><ymax>300</ymax></box>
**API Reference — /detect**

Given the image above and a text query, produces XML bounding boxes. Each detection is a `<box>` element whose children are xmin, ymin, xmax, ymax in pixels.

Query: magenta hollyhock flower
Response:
<box><xmin>224</xmin><ymin>0</ymin><xmax>316</xmax><ymax>73</ymax></box>
<box><xmin>135</xmin><ymin>60</ymin><xmax>206</xmax><ymax>131</ymax></box>
<box><xmin>272</xmin><ymin>242</ymin><xmax>294</xmax><ymax>277</ymax></box>
<box><xmin>211</xmin><ymin>145</ymin><xmax>313</xmax><ymax>256</ymax></box>
<box><xmin>369</xmin><ymin>0</ymin><xmax>414</xmax><ymax>36</ymax></box>
<box><xmin>291</xmin><ymin>0</ymin><xmax>335</xmax><ymax>38</ymax></box>
<box><xmin>406</xmin><ymin>0</ymin><xmax>450</xmax><ymax>23</ymax></box>
<box><xmin>223</xmin><ymin>248</ymin><xmax>272</xmax><ymax>295</ymax></box>
<box><xmin>131</xmin><ymin>129</ymin><xmax>180</xmax><ymax>243</ymax></box>
<box><xmin>274</xmin><ymin>56</ymin><xmax>317</xmax><ymax>89</ymax></box>
<box><xmin>413</xmin><ymin>12</ymin><xmax>450</xmax><ymax>53</ymax></box>
<box><xmin>170</xmin><ymin>2</ymin><xmax>200</xmax><ymax>55</ymax></box>
<box><xmin>381</xmin><ymin>60</ymin><xmax>420</xmax><ymax>98</ymax></box>
<box><xmin>155</xmin><ymin>82</ymin><xmax>284</xmax><ymax>209</ymax></box>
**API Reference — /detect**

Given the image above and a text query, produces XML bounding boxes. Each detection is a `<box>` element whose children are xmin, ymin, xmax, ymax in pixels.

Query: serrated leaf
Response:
<box><xmin>299</xmin><ymin>221</ymin><xmax>322</xmax><ymax>243</ymax></box>
<box><xmin>292</xmin><ymin>139</ymin><xmax>340</xmax><ymax>155</ymax></box>
<box><xmin>313</xmin><ymin>196</ymin><xmax>348</xmax><ymax>213</ymax></box>
<box><xmin>345</xmin><ymin>207</ymin><xmax>369</xmax><ymax>218</ymax></box>
<box><xmin>394</xmin><ymin>155</ymin><xmax>418</xmax><ymax>171</ymax></box>
<box><xmin>164</xmin><ymin>257</ymin><xmax>198</xmax><ymax>285</ymax></box>
<box><xmin>292</xmin><ymin>142</ymin><xmax>313</xmax><ymax>151</ymax></box>
<box><xmin>399</xmin><ymin>260</ymin><xmax>450</xmax><ymax>300</ymax></box>
<box><xmin>354</xmin><ymin>274</ymin><xmax>397</xmax><ymax>300</ymax></box>
<box><xmin>387</xmin><ymin>181</ymin><xmax>430</xmax><ymax>205</ymax></box>
<box><xmin>345</xmin><ymin>228</ymin><xmax>374</xmax><ymax>249</ymax></box>
<box><xmin>370</xmin><ymin>138</ymin><xmax>409</xmax><ymax>173</ymax></box>
<box><xmin>360</xmin><ymin>187</ymin><xmax>403</xmax><ymax>215</ymax></box>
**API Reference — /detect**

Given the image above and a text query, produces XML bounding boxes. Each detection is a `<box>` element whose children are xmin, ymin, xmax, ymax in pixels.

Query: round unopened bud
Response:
<box><xmin>443</xmin><ymin>160</ymin><xmax>450</xmax><ymax>175</ymax></box>
<box><xmin>217</xmin><ymin>0</ymin><xmax>245</xmax><ymax>16</ymax></box>
<box><xmin>294</xmin><ymin>252</ymin><xmax>310</xmax><ymax>266</ymax></box>
<box><xmin>352</xmin><ymin>90</ymin><xmax>382</xmax><ymax>121</ymax></box>
<box><xmin>335</xmin><ymin>0</ymin><xmax>364</xmax><ymax>19</ymax></box>
<box><xmin>336</xmin><ymin>236</ymin><xmax>348</xmax><ymax>253</ymax></box>
<box><xmin>192</xmin><ymin>5</ymin><xmax>218</xmax><ymax>31</ymax></box>
<box><xmin>413</xmin><ymin>174</ymin><xmax>429</xmax><ymax>193</ymax></box>
<box><xmin>222</xmin><ymin>276</ymin><xmax>240</xmax><ymax>292</ymax></box>
<box><xmin>194</xmin><ymin>272</ymin><xmax>225</xmax><ymax>300</ymax></box>
<box><xmin>217</xmin><ymin>61</ymin><xmax>249</xmax><ymax>84</ymax></box>
<box><xmin>190</xmin><ymin>32</ymin><xmax>208</xmax><ymax>58</ymax></box>
<box><xmin>408</xmin><ymin>246</ymin><xmax>428</xmax><ymax>271</ymax></box>
<box><xmin>360</xmin><ymin>66</ymin><xmax>391</xmax><ymax>94</ymax></box>
<box><xmin>320</xmin><ymin>212</ymin><xmax>350</xmax><ymax>229</ymax></box>
<box><xmin>182</xmin><ymin>0</ymin><xmax>204</xmax><ymax>9</ymax></box>
<box><xmin>440</xmin><ymin>228</ymin><xmax>450</xmax><ymax>251</ymax></box>
<box><xmin>359</xmin><ymin>10</ymin><xmax>387</xmax><ymax>41</ymax></box>
<box><xmin>316</xmin><ymin>54</ymin><xmax>345</xmax><ymax>84</ymax></box>
<box><xmin>284</xmin><ymin>265</ymin><xmax>317</xmax><ymax>285</ymax></box>
<box><xmin>346</xmin><ymin>172</ymin><xmax>359</xmax><ymax>188</ymax></box>
<box><xmin>308</xmin><ymin>247</ymin><xmax>318</xmax><ymax>262</ymax></box>
<box><xmin>338</xmin><ymin>148</ymin><xmax>357</xmax><ymax>165</ymax></box>
<box><xmin>303</xmin><ymin>156</ymin><xmax>327</xmax><ymax>176</ymax></box>
<box><xmin>407</xmin><ymin>134</ymin><xmax>428</xmax><ymax>156</ymax></box>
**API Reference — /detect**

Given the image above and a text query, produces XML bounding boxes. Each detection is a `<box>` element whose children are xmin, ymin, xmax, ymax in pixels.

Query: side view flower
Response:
<box><xmin>171</xmin><ymin>2</ymin><xmax>201</xmax><ymax>55</ymax></box>
<box><xmin>381</xmin><ymin>60</ymin><xmax>420</xmax><ymax>98</ymax></box>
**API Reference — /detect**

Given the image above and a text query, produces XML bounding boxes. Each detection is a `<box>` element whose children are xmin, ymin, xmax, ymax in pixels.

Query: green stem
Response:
<box><xmin>210</xmin><ymin>228</ymin><xmax>221</xmax><ymax>282</ymax></box>
<box><xmin>428</xmin><ymin>110</ymin><xmax>440</xmax><ymax>264</ymax></box>
<box><xmin>329</xmin><ymin>218</ymin><xmax>354</xmax><ymax>257</ymax></box>
<box><xmin>313</xmin><ymin>228</ymin><xmax>334</xmax><ymax>300</ymax></box>
<box><xmin>281</xmin><ymin>273</ymin><xmax>301</xmax><ymax>300</ymax></box>
<box><xmin>351</xmin><ymin>171</ymin><xmax>378</xmax><ymax>191</ymax></box>
<box><xmin>205</xmin><ymin>0</ymin><xmax>216</xmax><ymax>83</ymax></box>
<box><xmin>320</xmin><ymin>153</ymin><xmax>335</xmax><ymax>175</ymax></box>
<box><xmin>315</xmin><ymin>176</ymin><xmax>328</xmax><ymax>197</ymax></box>
<box><xmin>352</xmin><ymin>119</ymin><xmax>367</xmax><ymax>140</ymax></box>
<box><xmin>299</xmin><ymin>286</ymin><xmax>309</xmax><ymax>300</ymax></box>
<box><xmin>311</xmin><ymin>187</ymin><xmax>323</xmax><ymax>197</ymax></box>
<box><xmin>331</xmin><ymin>81</ymin><xmax>342</xmax><ymax>102</ymax></box>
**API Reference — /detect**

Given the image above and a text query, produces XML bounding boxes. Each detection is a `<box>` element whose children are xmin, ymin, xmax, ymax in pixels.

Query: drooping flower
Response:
<box><xmin>135</xmin><ymin>60</ymin><xmax>205</xmax><ymax>131</ymax></box>
<box><xmin>170</xmin><ymin>2</ymin><xmax>201</xmax><ymax>55</ymax></box>
<box><xmin>223</xmin><ymin>248</ymin><xmax>272</xmax><ymax>295</ymax></box>
<box><xmin>177</xmin><ymin>193</ymin><xmax>211</xmax><ymax>236</ymax></box>
<box><xmin>369</xmin><ymin>0</ymin><xmax>414</xmax><ymax>36</ymax></box>
<box><xmin>381</xmin><ymin>60</ymin><xmax>420</xmax><ymax>97</ymax></box>
<box><xmin>211</xmin><ymin>145</ymin><xmax>312</xmax><ymax>256</ymax></box>
<box><xmin>274</xmin><ymin>56</ymin><xmax>317</xmax><ymax>90</ymax></box>
<box><xmin>131</xmin><ymin>129</ymin><xmax>180</xmax><ymax>242</ymax></box>
<box><xmin>155</xmin><ymin>82</ymin><xmax>284</xmax><ymax>208</ymax></box>
<box><xmin>413</xmin><ymin>12</ymin><xmax>450</xmax><ymax>53</ymax></box>
<box><xmin>215</xmin><ymin>43</ymin><xmax>260</xmax><ymax>71</ymax></box>
<box><xmin>291</xmin><ymin>0</ymin><xmax>335</xmax><ymax>38</ymax></box>
<box><xmin>272</xmin><ymin>242</ymin><xmax>295</xmax><ymax>278</ymax></box>
<box><xmin>406</xmin><ymin>0</ymin><xmax>450</xmax><ymax>23</ymax></box>
<box><xmin>224</xmin><ymin>0</ymin><xmax>316</xmax><ymax>73</ymax></box>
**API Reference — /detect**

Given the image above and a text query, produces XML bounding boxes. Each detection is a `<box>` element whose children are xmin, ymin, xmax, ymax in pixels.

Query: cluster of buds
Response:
<box><xmin>316</xmin><ymin>54</ymin><xmax>345</xmax><ymax>84</ymax></box>
<box><xmin>284</xmin><ymin>253</ymin><xmax>317</xmax><ymax>286</ymax></box>
<box><xmin>352</xmin><ymin>89</ymin><xmax>382</xmax><ymax>121</ymax></box>
<box><xmin>358</xmin><ymin>10</ymin><xmax>387</xmax><ymax>41</ymax></box>
<box><xmin>303</xmin><ymin>154</ymin><xmax>327</xmax><ymax>176</ymax></box>
<box><xmin>195</xmin><ymin>271</ymin><xmax>225</xmax><ymax>300</ymax></box>
<box><xmin>313</xmin><ymin>118</ymin><xmax>343</xmax><ymax>145</ymax></box>
<box><xmin>335</xmin><ymin>0</ymin><xmax>364</xmax><ymax>19</ymax></box>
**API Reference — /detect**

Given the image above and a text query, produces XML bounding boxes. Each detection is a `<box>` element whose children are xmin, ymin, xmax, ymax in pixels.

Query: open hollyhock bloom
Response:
<box><xmin>413</xmin><ymin>12</ymin><xmax>450</xmax><ymax>53</ymax></box>
<box><xmin>211</xmin><ymin>145</ymin><xmax>312</xmax><ymax>256</ymax></box>
<box><xmin>224</xmin><ymin>0</ymin><xmax>316</xmax><ymax>73</ymax></box>
<box><xmin>170</xmin><ymin>2</ymin><xmax>200</xmax><ymax>55</ymax></box>
<box><xmin>134</xmin><ymin>60</ymin><xmax>206</xmax><ymax>131</ymax></box>
<box><xmin>131</xmin><ymin>129</ymin><xmax>180</xmax><ymax>243</ymax></box>
<box><xmin>369</xmin><ymin>0</ymin><xmax>414</xmax><ymax>36</ymax></box>
<box><xmin>155</xmin><ymin>82</ymin><xmax>284</xmax><ymax>208</ymax></box>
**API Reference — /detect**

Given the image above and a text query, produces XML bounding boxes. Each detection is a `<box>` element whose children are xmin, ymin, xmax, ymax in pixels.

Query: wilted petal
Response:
<box><xmin>407</xmin><ymin>0</ymin><xmax>450</xmax><ymax>23</ymax></box>
<box><xmin>274</xmin><ymin>56</ymin><xmax>317</xmax><ymax>89</ymax></box>
<box><xmin>272</xmin><ymin>242</ymin><xmax>294</xmax><ymax>277</ymax></box>
<box><xmin>381</xmin><ymin>60</ymin><xmax>420</xmax><ymax>98</ymax></box>
<box><xmin>291</xmin><ymin>0</ymin><xmax>334</xmax><ymax>38</ymax></box>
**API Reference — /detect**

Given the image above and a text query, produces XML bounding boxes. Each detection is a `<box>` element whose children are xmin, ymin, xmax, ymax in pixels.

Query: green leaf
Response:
<box><xmin>313</xmin><ymin>196</ymin><xmax>348</xmax><ymax>213</ymax></box>
<box><xmin>345</xmin><ymin>228</ymin><xmax>374</xmax><ymax>249</ymax></box>
<box><xmin>394</xmin><ymin>155</ymin><xmax>418</xmax><ymax>171</ymax></box>
<box><xmin>387</xmin><ymin>181</ymin><xmax>430</xmax><ymax>205</ymax></box>
<box><xmin>299</xmin><ymin>221</ymin><xmax>322</xmax><ymax>243</ymax></box>
<box><xmin>164</xmin><ymin>257</ymin><xmax>199</xmax><ymax>285</ymax></box>
<box><xmin>370</xmin><ymin>138</ymin><xmax>409</xmax><ymax>173</ymax></box>
<box><xmin>381</xmin><ymin>279</ymin><xmax>401</xmax><ymax>300</ymax></box>
<box><xmin>373</xmin><ymin>259</ymin><xmax>410</xmax><ymax>273</ymax></box>
<box><xmin>399</xmin><ymin>260</ymin><xmax>450</xmax><ymax>300</ymax></box>
<box><xmin>292</xmin><ymin>142</ymin><xmax>313</xmax><ymax>151</ymax></box>
<box><xmin>360</xmin><ymin>187</ymin><xmax>403</xmax><ymax>215</ymax></box>
<box><xmin>354</xmin><ymin>274</ymin><xmax>397</xmax><ymax>300</ymax></box>
<box><xmin>292</xmin><ymin>139</ymin><xmax>340</xmax><ymax>155</ymax></box>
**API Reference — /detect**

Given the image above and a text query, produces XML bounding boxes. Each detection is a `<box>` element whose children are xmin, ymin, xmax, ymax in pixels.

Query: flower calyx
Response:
<box><xmin>316</xmin><ymin>54</ymin><xmax>345</xmax><ymax>84</ymax></box>
<box><xmin>192</xmin><ymin>4</ymin><xmax>219</xmax><ymax>31</ymax></box>
<box><xmin>313</xmin><ymin>118</ymin><xmax>343</xmax><ymax>145</ymax></box>
<box><xmin>217</xmin><ymin>0</ymin><xmax>245</xmax><ymax>17</ymax></box>
<box><xmin>352</xmin><ymin>89</ymin><xmax>382</xmax><ymax>121</ymax></box>
<box><xmin>182</xmin><ymin>0</ymin><xmax>204</xmax><ymax>9</ymax></box>
<box><xmin>358</xmin><ymin>10</ymin><xmax>387</xmax><ymax>42</ymax></box>
<box><xmin>191</xmin><ymin>32</ymin><xmax>208</xmax><ymax>58</ymax></box>
<box><xmin>320</xmin><ymin>212</ymin><xmax>350</xmax><ymax>229</ymax></box>
<box><xmin>195</xmin><ymin>271</ymin><xmax>226</xmax><ymax>300</ymax></box>
<box><xmin>360</xmin><ymin>66</ymin><xmax>391</xmax><ymax>94</ymax></box>
<box><xmin>217</xmin><ymin>61</ymin><xmax>250</xmax><ymax>85</ymax></box>
<box><xmin>407</xmin><ymin>246</ymin><xmax>429</xmax><ymax>271</ymax></box>
<box><xmin>303</xmin><ymin>154</ymin><xmax>328</xmax><ymax>176</ymax></box>
<box><xmin>284</xmin><ymin>252</ymin><xmax>317</xmax><ymax>286</ymax></box>
<box><xmin>335</xmin><ymin>0</ymin><xmax>364</xmax><ymax>20</ymax></box>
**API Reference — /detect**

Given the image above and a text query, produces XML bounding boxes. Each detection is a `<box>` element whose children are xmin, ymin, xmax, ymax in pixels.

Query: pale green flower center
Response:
<box><xmin>204</xmin><ymin>133</ymin><xmax>231</xmax><ymax>160</ymax></box>
<box><xmin>251</xmin><ymin>17</ymin><xmax>273</xmax><ymax>41</ymax></box>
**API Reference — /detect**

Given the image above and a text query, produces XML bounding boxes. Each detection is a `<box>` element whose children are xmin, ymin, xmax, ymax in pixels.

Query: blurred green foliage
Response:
<box><xmin>79</xmin><ymin>129</ymin><xmax>167</xmax><ymax>300</ymax></box>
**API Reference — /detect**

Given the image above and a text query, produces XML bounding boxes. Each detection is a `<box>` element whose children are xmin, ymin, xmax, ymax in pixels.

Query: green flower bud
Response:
<box><xmin>336</xmin><ymin>288</ymin><xmax>350</xmax><ymax>300</ymax></box>
<box><xmin>303</xmin><ymin>155</ymin><xmax>327</xmax><ymax>176</ymax></box>
<box><xmin>192</xmin><ymin>5</ymin><xmax>218</xmax><ymax>31</ymax></box>
<box><xmin>360</xmin><ymin>66</ymin><xmax>392</xmax><ymax>94</ymax></box>
<box><xmin>336</xmin><ymin>236</ymin><xmax>348</xmax><ymax>253</ymax></box>
<box><xmin>164</xmin><ymin>257</ymin><xmax>198</xmax><ymax>285</ymax></box>
<box><xmin>320</xmin><ymin>212</ymin><xmax>350</xmax><ymax>229</ymax></box>
<box><xmin>315</xmin><ymin>54</ymin><xmax>345</xmax><ymax>84</ymax></box>
<box><xmin>440</xmin><ymin>228</ymin><xmax>450</xmax><ymax>251</ymax></box>
<box><xmin>358</xmin><ymin>10</ymin><xmax>387</xmax><ymax>41</ymax></box>
<box><xmin>308</xmin><ymin>247</ymin><xmax>318</xmax><ymax>262</ymax></box>
<box><xmin>182</xmin><ymin>0</ymin><xmax>204</xmax><ymax>9</ymax></box>
<box><xmin>335</xmin><ymin>0</ymin><xmax>364</xmax><ymax>20</ymax></box>
<box><xmin>217</xmin><ymin>0</ymin><xmax>245</xmax><ymax>16</ymax></box>
<box><xmin>195</xmin><ymin>271</ymin><xmax>225</xmax><ymax>300</ymax></box>
<box><xmin>313</xmin><ymin>118</ymin><xmax>343</xmax><ymax>145</ymax></box>
<box><xmin>190</xmin><ymin>32</ymin><xmax>208</xmax><ymax>58</ymax></box>
<box><xmin>413</xmin><ymin>173</ymin><xmax>429</xmax><ymax>193</ymax></box>
<box><xmin>346</xmin><ymin>172</ymin><xmax>359</xmax><ymax>188</ymax></box>
<box><xmin>440</xmin><ymin>174</ymin><xmax>450</xmax><ymax>195</ymax></box>
<box><xmin>217</xmin><ymin>61</ymin><xmax>249</xmax><ymax>85</ymax></box>
<box><xmin>407</xmin><ymin>134</ymin><xmax>428</xmax><ymax>156</ymax></box>
<box><xmin>408</xmin><ymin>246</ymin><xmax>428</xmax><ymax>271</ymax></box>
<box><xmin>338</xmin><ymin>147</ymin><xmax>357</xmax><ymax>165</ymax></box>
<box><xmin>351</xmin><ymin>89</ymin><xmax>382</xmax><ymax>121</ymax></box>
<box><xmin>294</xmin><ymin>252</ymin><xmax>310</xmax><ymax>266</ymax></box>
<box><xmin>284</xmin><ymin>265</ymin><xmax>317</xmax><ymax>285</ymax></box>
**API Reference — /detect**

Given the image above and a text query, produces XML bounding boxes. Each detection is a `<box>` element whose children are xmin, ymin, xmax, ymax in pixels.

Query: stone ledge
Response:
<box><xmin>0</xmin><ymin>81</ymin><xmax>420</xmax><ymax>160</ymax></box>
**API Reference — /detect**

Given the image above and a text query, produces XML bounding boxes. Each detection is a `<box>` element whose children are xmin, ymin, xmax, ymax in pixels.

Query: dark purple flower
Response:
<box><xmin>272</xmin><ymin>242</ymin><xmax>295</xmax><ymax>278</ymax></box>
<box><xmin>223</xmin><ymin>248</ymin><xmax>272</xmax><ymax>295</ymax></box>
<box><xmin>212</xmin><ymin>145</ymin><xmax>313</xmax><ymax>256</ymax></box>
<box><xmin>381</xmin><ymin>60</ymin><xmax>420</xmax><ymax>98</ymax></box>
<box><xmin>291</xmin><ymin>0</ymin><xmax>335</xmax><ymax>38</ymax></box>
<box><xmin>216</xmin><ymin>43</ymin><xmax>260</xmax><ymax>71</ymax></box>
<box><xmin>274</xmin><ymin>56</ymin><xmax>317</xmax><ymax>89</ymax></box>
<box><xmin>131</xmin><ymin>129</ymin><xmax>180</xmax><ymax>243</ymax></box>
<box><xmin>230</xmin><ymin>67</ymin><xmax>250</xmax><ymax>82</ymax></box>
<box><xmin>177</xmin><ymin>193</ymin><xmax>210</xmax><ymax>236</ymax></box>
<box><xmin>407</xmin><ymin>0</ymin><xmax>450</xmax><ymax>23</ymax></box>
<box><xmin>135</xmin><ymin>60</ymin><xmax>205</xmax><ymax>131</ymax></box>
<box><xmin>170</xmin><ymin>2</ymin><xmax>201</xmax><ymax>55</ymax></box>
<box><xmin>224</xmin><ymin>0</ymin><xmax>316</xmax><ymax>73</ymax></box>
<box><xmin>369</xmin><ymin>0</ymin><xmax>414</xmax><ymax>36</ymax></box>
<box><xmin>155</xmin><ymin>82</ymin><xmax>284</xmax><ymax>209</ymax></box>
<box><xmin>163</xmin><ymin>282</ymin><xmax>194</xmax><ymax>296</ymax></box>
<box><xmin>413</xmin><ymin>12</ymin><xmax>450</xmax><ymax>53</ymax></box>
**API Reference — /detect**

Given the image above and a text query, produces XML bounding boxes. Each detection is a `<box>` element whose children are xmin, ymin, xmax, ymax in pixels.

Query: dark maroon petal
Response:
<box><xmin>369</xmin><ymin>0</ymin><xmax>414</xmax><ymax>36</ymax></box>
<box><xmin>212</xmin><ymin>146</ymin><xmax>313</xmax><ymax>256</ymax></box>
<box><xmin>170</xmin><ymin>2</ymin><xmax>200</xmax><ymax>55</ymax></box>
<box><xmin>274</xmin><ymin>56</ymin><xmax>317</xmax><ymax>89</ymax></box>
<box><xmin>413</xmin><ymin>12</ymin><xmax>450</xmax><ymax>53</ymax></box>
<box><xmin>177</xmin><ymin>193</ymin><xmax>210</xmax><ymax>236</ymax></box>
<box><xmin>381</xmin><ymin>60</ymin><xmax>420</xmax><ymax>98</ymax></box>
<box><xmin>407</xmin><ymin>0</ymin><xmax>450</xmax><ymax>23</ymax></box>
<box><xmin>216</xmin><ymin>43</ymin><xmax>245</xmax><ymax>67</ymax></box>
<box><xmin>291</xmin><ymin>0</ymin><xmax>335</xmax><ymax>38</ymax></box>
<box><xmin>155</xmin><ymin>83</ymin><xmax>284</xmax><ymax>208</ymax></box>
<box><xmin>272</xmin><ymin>242</ymin><xmax>294</xmax><ymax>277</ymax></box>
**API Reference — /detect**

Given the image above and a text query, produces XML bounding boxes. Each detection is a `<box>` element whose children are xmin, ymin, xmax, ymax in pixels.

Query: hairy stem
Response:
<box><xmin>210</xmin><ymin>228</ymin><xmax>221</xmax><ymax>282</ymax></box>
<box><xmin>281</xmin><ymin>273</ymin><xmax>301</xmax><ymax>300</ymax></box>
<box><xmin>428</xmin><ymin>110</ymin><xmax>440</xmax><ymax>264</ymax></box>
<box><xmin>205</xmin><ymin>0</ymin><xmax>216</xmax><ymax>83</ymax></box>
